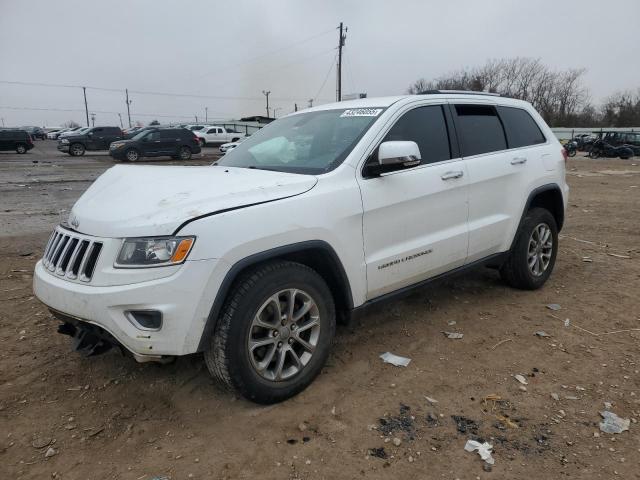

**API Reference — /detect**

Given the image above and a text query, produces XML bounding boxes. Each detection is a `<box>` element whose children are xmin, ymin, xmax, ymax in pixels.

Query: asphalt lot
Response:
<box><xmin>1</xmin><ymin>143</ymin><xmax>639</xmax><ymax>479</ymax></box>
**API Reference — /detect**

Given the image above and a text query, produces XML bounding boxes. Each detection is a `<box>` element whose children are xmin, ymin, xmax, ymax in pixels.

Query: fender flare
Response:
<box><xmin>196</xmin><ymin>240</ymin><xmax>353</xmax><ymax>352</ymax></box>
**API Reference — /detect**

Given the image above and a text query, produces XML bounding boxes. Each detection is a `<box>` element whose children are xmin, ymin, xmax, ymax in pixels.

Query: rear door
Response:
<box><xmin>455</xmin><ymin>103</ymin><xmax>547</xmax><ymax>262</ymax></box>
<box><xmin>159</xmin><ymin>129</ymin><xmax>180</xmax><ymax>155</ymax></box>
<box><xmin>141</xmin><ymin>130</ymin><xmax>162</xmax><ymax>156</ymax></box>
<box><xmin>357</xmin><ymin>103</ymin><xmax>469</xmax><ymax>299</ymax></box>
<box><xmin>88</xmin><ymin>127</ymin><xmax>105</xmax><ymax>149</ymax></box>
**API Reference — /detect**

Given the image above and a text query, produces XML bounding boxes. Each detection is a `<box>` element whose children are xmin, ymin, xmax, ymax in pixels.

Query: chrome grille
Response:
<box><xmin>42</xmin><ymin>229</ymin><xmax>103</xmax><ymax>282</ymax></box>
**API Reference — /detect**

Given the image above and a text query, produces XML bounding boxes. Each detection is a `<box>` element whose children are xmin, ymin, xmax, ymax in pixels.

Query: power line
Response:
<box><xmin>0</xmin><ymin>105</ymin><xmax>233</xmax><ymax>120</ymax></box>
<box><xmin>313</xmin><ymin>51</ymin><xmax>338</xmax><ymax>103</ymax></box>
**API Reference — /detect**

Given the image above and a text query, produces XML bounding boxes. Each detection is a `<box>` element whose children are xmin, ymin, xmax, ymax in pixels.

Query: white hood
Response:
<box><xmin>69</xmin><ymin>165</ymin><xmax>317</xmax><ymax>237</ymax></box>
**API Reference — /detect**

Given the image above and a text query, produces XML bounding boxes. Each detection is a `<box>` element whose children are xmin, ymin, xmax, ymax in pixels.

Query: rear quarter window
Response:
<box><xmin>497</xmin><ymin>106</ymin><xmax>546</xmax><ymax>148</ymax></box>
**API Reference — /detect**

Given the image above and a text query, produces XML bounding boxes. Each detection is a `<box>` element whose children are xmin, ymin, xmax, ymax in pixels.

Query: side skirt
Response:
<box><xmin>347</xmin><ymin>252</ymin><xmax>508</xmax><ymax>324</ymax></box>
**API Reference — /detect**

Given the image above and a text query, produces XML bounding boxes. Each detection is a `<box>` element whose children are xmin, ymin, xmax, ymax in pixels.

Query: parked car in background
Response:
<box><xmin>124</xmin><ymin>126</ymin><xmax>153</xmax><ymax>139</ymax></box>
<box><xmin>219</xmin><ymin>139</ymin><xmax>243</xmax><ymax>153</ymax></box>
<box><xmin>0</xmin><ymin>129</ymin><xmax>34</xmax><ymax>153</ymax></box>
<box><xmin>109</xmin><ymin>127</ymin><xmax>201</xmax><ymax>161</ymax></box>
<box><xmin>47</xmin><ymin>129</ymin><xmax>67</xmax><ymax>140</ymax></box>
<box><xmin>21</xmin><ymin>126</ymin><xmax>46</xmax><ymax>140</ymax></box>
<box><xmin>186</xmin><ymin>125</ymin><xmax>208</xmax><ymax>132</ymax></box>
<box><xmin>34</xmin><ymin>92</ymin><xmax>568</xmax><ymax>404</ymax></box>
<box><xmin>195</xmin><ymin>125</ymin><xmax>247</xmax><ymax>146</ymax></box>
<box><xmin>58</xmin><ymin>126</ymin><xmax>123</xmax><ymax>156</ymax></box>
<box><xmin>58</xmin><ymin>127</ymin><xmax>86</xmax><ymax>139</ymax></box>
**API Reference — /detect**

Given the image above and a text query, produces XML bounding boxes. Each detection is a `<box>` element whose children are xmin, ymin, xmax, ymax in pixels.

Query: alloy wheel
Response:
<box><xmin>527</xmin><ymin>223</ymin><xmax>553</xmax><ymax>276</ymax></box>
<box><xmin>247</xmin><ymin>289</ymin><xmax>321</xmax><ymax>381</ymax></box>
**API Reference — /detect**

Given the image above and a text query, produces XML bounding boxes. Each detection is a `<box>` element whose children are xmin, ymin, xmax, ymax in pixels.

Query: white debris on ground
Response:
<box><xmin>379</xmin><ymin>352</ymin><xmax>411</xmax><ymax>367</ymax></box>
<box><xmin>464</xmin><ymin>439</ymin><xmax>495</xmax><ymax>465</ymax></box>
<box><xmin>599</xmin><ymin>411</ymin><xmax>630</xmax><ymax>434</ymax></box>
<box><xmin>514</xmin><ymin>374</ymin><xmax>528</xmax><ymax>385</ymax></box>
<box><xmin>442</xmin><ymin>331</ymin><xmax>464</xmax><ymax>339</ymax></box>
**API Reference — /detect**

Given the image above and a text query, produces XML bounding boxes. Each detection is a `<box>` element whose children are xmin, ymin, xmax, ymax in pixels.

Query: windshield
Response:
<box><xmin>217</xmin><ymin>108</ymin><xmax>383</xmax><ymax>174</ymax></box>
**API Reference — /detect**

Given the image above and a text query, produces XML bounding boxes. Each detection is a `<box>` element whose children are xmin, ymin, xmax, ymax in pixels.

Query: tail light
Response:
<box><xmin>561</xmin><ymin>148</ymin><xmax>568</xmax><ymax>163</ymax></box>
<box><xmin>193</xmin><ymin>135</ymin><xmax>199</xmax><ymax>143</ymax></box>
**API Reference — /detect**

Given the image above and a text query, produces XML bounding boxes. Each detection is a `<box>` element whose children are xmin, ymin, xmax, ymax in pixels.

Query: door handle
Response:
<box><xmin>511</xmin><ymin>157</ymin><xmax>527</xmax><ymax>165</ymax></box>
<box><xmin>441</xmin><ymin>171</ymin><xmax>464</xmax><ymax>180</ymax></box>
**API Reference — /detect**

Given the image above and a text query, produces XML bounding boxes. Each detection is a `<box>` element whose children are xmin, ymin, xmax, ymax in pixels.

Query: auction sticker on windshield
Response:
<box><xmin>340</xmin><ymin>108</ymin><xmax>383</xmax><ymax>117</ymax></box>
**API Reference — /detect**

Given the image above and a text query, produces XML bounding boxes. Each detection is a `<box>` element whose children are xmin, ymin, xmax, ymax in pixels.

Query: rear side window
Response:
<box><xmin>160</xmin><ymin>130</ymin><xmax>178</xmax><ymax>139</ymax></box>
<box><xmin>454</xmin><ymin>105</ymin><xmax>506</xmax><ymax>156</ymax></box>
<box><xmin>382</xmin><ymin>105</ymin><xmax>451</xmax><ymax>164</ymax></box>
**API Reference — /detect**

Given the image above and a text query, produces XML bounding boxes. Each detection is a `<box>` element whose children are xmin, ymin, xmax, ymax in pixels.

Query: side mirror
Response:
<box><xmin>378</xmin><ymin>141</ymin><xmax>421</xmax><ymax>167</ymax></box>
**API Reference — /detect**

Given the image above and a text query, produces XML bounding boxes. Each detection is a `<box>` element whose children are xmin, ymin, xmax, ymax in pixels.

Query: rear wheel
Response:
<box><xmin>16</xmin><ymin>144</ymin><xmax>27</xmax><ymax>154</ymax></box>
<box><xmin>204</xmin><ymin>261</ymin><xmax>336</xmax><ymax>404</ymax></box>
<box><xmin>69</xmin><ymin>143</ymin><xmax>85</xmax><ymax>156</ymax></box>
<box><xmin>179</xmin><ymin>146</ymin><xmax>192</xmax><ymax>160</ymax></box>
<box><xmin>199</xmin><ymin>138</ymin><xmax>206</xmax><ymax>147</ymax></box>
<box><xmin>568</xmin><ymin>149</ymin><xmax>576</xmax><ymax>157</ymax></box>
<box><xmin>500</xmin><ymin>207</ymin><xmax>558</xmax><ymax>290</ymax></box>
<box><xmin>125</xmin><ymin>148</ymin><xmax>140</xmax><ymax>162</ymax></box>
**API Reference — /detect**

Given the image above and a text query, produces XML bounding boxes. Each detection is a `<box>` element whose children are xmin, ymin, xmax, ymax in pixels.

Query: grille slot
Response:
<box><xmin>42</xmin><ymin>228</ymin><xmax>103</xmax><ymax>282</ymax></box>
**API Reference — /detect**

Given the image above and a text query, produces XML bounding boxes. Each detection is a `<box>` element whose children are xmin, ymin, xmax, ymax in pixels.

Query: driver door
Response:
<box><xmin>357</xmin><ymin>104</ymin><xmax>470</xmax><ymax>299</ymax></box>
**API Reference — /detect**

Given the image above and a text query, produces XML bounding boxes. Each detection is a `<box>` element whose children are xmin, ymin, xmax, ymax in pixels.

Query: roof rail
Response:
<box><xmin>418</xmin><ymin>89</ymin><xmax>501</xmax><ymax>97</ymax></box>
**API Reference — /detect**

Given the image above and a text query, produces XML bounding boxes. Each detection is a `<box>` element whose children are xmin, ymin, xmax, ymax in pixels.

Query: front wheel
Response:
<box><xmin>589</xmin><ymin>148</ymin><xmax>601</xmax><ymax>159</ymax></box>
<box><xmin>204</xmin><ymin>261</ymin><xmax>336</xmax><ymax>404</ymax></box>
<box><xmin>500</xmin><ymin>207</ymin><xmax>558</xmax><ymax>290</ymax></box>
<box><xmin>124</xmin><ymin>148</ymin><xmax>140</xmax><ymax>162</ymax></box>
<box><xmin>69</xmin><ymin>143</ymin><xmax>85</xmax><ymax>156</ymax></box>
<box><xmin>568</xmin><ymin>149</ymin><xmax>576</xmax><ymax>157</ymax></box>
<box><xmin>16</xmin><ymin>144</ymin><xmax>27</xmax><ymax>154</ymax></box>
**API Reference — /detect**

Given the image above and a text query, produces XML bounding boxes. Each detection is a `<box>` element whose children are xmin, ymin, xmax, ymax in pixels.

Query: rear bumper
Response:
<box><xmin>33</xmin><ymin>258</ymin><xmax>220</xmax><ymax>357</ymax></box>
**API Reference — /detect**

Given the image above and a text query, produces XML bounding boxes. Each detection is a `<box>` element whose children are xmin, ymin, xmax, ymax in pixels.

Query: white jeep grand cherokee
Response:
<box><xmin>34</xmin><ymin>91</ymin><xmax>568</xmax><ymax>404</ymax></box>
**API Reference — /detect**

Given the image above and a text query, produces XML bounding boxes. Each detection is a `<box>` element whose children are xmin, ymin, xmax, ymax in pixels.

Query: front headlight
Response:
<box><xmin>115</xmin><ymin>236</ymin><xmax>195</xmax><ymax>268</ymax></box>
<box><xmin>60</xmin><ymin>138</ymin><xmax>69</xmax><ymax>144</ymax></box>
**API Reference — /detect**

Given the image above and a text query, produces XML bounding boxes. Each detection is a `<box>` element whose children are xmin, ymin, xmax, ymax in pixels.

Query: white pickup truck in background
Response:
<box><xmin>195</xmin><ymin>126</ymin><xmax>247</xmax><ymax>146</ymax></box>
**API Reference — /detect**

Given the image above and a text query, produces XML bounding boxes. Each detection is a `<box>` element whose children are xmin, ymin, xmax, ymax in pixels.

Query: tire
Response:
<box><xmin>500</xmin><ymin>207</ymin><xmax>558</xmax><ymax>290</ymax></box>
<box><xmin>199</xmin><ymin>138</ymin><xmax>206</xmax><ymax>147</ymax></box>
<box><xmin>204</xmin><ymin>261</ymin><xmax>336</xmax><ymax>404</ymax></box>
<box><xmin>231</xmin><ymin>137</ymin><xmax>239</xmax><ymax>142</ymax></box>
<box><xmin>69</xmin><ymin>143</ymin><xmax>85</xmax><ymax>156</ymax></box>
<box><xmin>568</xmin><ymin>149</ymin><xmax>576</xmax><ymax>157</ymax></box>
<box><xmin>179</xmin><ymin>146</ymin><xmax>192</xmax><ymax>160</ymax></box>
<box><xmin>589</xmin><ymin>148</ymin><xmax>600</xmax><ymax>159</ymax></box>
<box><xmin>16</xmin><ymin>144</ymin><xmax>27</xmax><ymax>154</ymax></box>
<box><xmin>124</xmin><ymin>148</ymin><xmax>140</xmax><ymax>162</ymax></box>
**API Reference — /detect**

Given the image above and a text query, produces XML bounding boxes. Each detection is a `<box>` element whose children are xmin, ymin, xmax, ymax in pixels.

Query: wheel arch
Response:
<box><xmin>196</xmin><ymin>240</ymin><xmax>353</xmax><ymax>352</ymax></box>
<box><xmin>510</xmin><ymin>184</ymin><xmax>565</xmax><ymax>251</ymax></box>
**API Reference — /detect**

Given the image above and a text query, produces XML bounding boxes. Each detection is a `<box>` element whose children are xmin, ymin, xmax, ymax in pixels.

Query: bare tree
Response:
<box><xmin>62</xmin><ymin>120</ymin><xmax>80</xmax><ymax>128</ymax></box>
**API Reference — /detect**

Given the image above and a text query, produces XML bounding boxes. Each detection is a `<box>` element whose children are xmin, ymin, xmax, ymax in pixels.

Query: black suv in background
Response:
<box><xmin>57</xmin><ymin>126</ymin><xmax>123</xmax><ymax>156</ymax></box>
<box><xmin>108</xmin><ymin>127</ymin><xmax>201</xmax><ymax>161</ymax></box>
<box><xmin>0</xmin><ymin>129</ymin><xmax>35</xmax><ymax>154</ymax></box>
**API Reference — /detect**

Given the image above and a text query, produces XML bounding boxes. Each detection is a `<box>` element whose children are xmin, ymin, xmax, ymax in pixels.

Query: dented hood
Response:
<box><xmin>69</xmin><ymin>165</ymin><xmax>317</xmax><ymax>237</ymax></box>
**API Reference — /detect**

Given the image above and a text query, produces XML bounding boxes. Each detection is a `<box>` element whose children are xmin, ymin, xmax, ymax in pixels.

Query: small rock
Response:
<box><xmin>44</xmin><ymin>447</ymin><xmax>57</xmax><ymax>458</ymax></box>
<box><xmin>546</xmin><ymin>304</ymin><xmax>561</xmax><ymax>311</ymax></box>
<box><xmin>305</xmin><ymin>459</ymin><xmax>311</xmax><ymax>465</ymax></box>
<box><xmin>392</xmin><ymin>437</ymin><xmax>402</xmax><ymax>446</ymax></box>
<box><xmin>519</xmin><ymin>385</ymin><xmax>527</xmax><ymax>392</ymax></box>
<box><xmin>534</xmin><ymin>331</ymin><xmax>551</xmax><ymax>338</ymax></box>
<box><xmin>551</xmin><ymin>393</ymin><xmax>559</xmax><ymax>401</ymax></box>
<box><xmin>408</xmin><ymin>455</ymin><xmax>414</xmax><ymax>463</ymax></box>
<box><xmin>32</xmin><ymin>437</ymin><xmax>52</xmax><ymax>449</ymax></box>
<box><xmin>442</xmin><ymin>331</ymin><xmax>464</xmax><ymax>339</ymax></box>
<box><xmin>298</xmin><ymin>422</ymin><xmax>307</xmax><ymax>432</ymax></box>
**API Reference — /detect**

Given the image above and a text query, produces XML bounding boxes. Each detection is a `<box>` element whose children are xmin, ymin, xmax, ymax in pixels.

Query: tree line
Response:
<box><xmin>407</xmin><ymin>58</ymin><xmax>640</xmax><ymax>128</ymax></box>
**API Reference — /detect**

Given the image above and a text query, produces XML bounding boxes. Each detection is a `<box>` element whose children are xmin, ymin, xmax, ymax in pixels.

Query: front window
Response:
<box><xmin>217</xmin><ymin>108</ymin><xmax>384</xmax><ymax>174</ymax></box>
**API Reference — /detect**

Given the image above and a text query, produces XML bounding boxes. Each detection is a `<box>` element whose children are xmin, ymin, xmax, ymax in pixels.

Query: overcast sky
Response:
<box><xmin>1</xmin><ymin>0</ymin><xmax>638</xmax><ymax>127</ymax></box>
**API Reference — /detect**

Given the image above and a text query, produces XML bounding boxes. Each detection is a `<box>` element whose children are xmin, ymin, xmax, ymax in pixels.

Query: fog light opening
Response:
<box><xmin>125</xmin><ymin>310</ymin><xmax>163</xmax><ymax>331</ymax></box>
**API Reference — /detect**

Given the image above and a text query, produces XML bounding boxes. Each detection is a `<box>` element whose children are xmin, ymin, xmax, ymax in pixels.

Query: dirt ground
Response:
<box><xmin>1</xmin><ymin>143</ymin><xmax>639</xmax><ymax>480</ymax></box>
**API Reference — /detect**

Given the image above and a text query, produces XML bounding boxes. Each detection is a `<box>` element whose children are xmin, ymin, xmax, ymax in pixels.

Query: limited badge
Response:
<box><xmin>340</xmin><ymin>108</ymin><xmax>383</xmax><ymax>118</ymax></box>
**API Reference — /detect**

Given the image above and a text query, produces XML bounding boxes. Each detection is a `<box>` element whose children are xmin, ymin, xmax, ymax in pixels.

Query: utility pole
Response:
<box><xmin>117</xmin><ymin>113</ymin><xmax>123</xmax><ymax>128</ymax></box>
<box><xmin>82</xmin><ymin>87</ymin><xmax>89</xmax><ymax>126</ymax></box>
<box><xmin>90</xmin><ymin>113</ymin><xmax>96</xmax><ymax>127</ymax></box>
<box><xmin>308</xmin><ymin>99</ymin><xmax>313</xmax><ymax>108</ymax></box>
<box><xmin>336</xmin><ymin>22</ymin><xmax>347</xmax><ymax>102</ymax></box>
<box><xmin>294</xmin><ymin>103</ymin><xmax>298</xmax><ymax>112</ymax></box>
<box><xmin>273</xmin><ymin>107</ymin><xmax>281</xmax><ymax>118</ymax></box>
<box><xmin>262</xmin><ymin>90</ymin><xmax>271</xmax><ymax>117</ymax></box>
<box><xmin>1</xmin><ymin>118</ymin><xmax>4</xmax><ymax>127</ymax></box>
<box><xmin>205</xmin><ymin>107</ymin><xmax>208</xmax><ymax>123</ymax></box>
<box><xmin>125</xmin><ymin>89</ymin><xmax>132</xmax><ymax>128</ymax></box>
<box><xmin>195</xmin><ymin>115</ymin><xmax>198</xmax><ymax>123</ymax></box>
